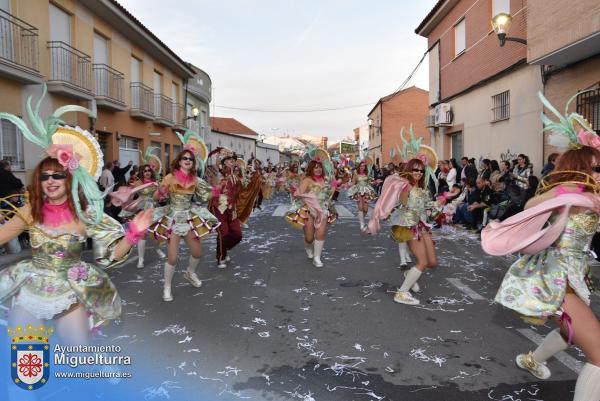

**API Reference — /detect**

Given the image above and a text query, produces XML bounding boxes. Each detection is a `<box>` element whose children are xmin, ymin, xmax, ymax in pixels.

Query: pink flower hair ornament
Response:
<box><xmin>47</xmin><ymin>144</ymin><xmax>82</xmax><ymax>172</ymax></box>
<box><xmin>183</xmin><ymin>143</ymin><xmax>198</xmax><ymax>155</ymax></box>
<box><xmin>576</xmin><ymin>129</ymin><xmax>600</xmax><ymax>152</ymax></box>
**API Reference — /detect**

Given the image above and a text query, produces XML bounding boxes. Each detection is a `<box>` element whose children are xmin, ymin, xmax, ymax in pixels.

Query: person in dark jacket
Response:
<box><xmin>0</xmin><ymin>160</ymin><xmax>24</xmax><ymax>200</ymax></box>
<box><xmin>112</xmin><ymin>160</ymin><xmax>133</xmax><ymax>188</ymax></box>
<box><xmin>541</xmin><ymin>153</ymin><xmax>559</xmax><ymax>177</ymax></box>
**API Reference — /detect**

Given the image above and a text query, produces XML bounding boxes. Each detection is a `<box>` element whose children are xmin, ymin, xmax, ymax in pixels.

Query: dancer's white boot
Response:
<box><xmin>163</xmin><ymin>262</ymin><xmax>175</xmax><ymax>302</ymax></box>
<box><xmin>304</xmin><ymin>241</ymin><xmax>314</xmax><ymax>259</ymax></box>
<box><xmin>137</xmin><ymin>239</ymin><xmax>146</xmax><ymax>268</ymax></box>
<box><xmin>312</xmin><ymin>240</ymin><xmax>324</xmax><ymax>267</ymax></box>
<box><xmin>183</xmin><ymin>256</ymin><xmax>202</xmax><ymax>288</ymax></box>
<box><xmin>394</xmin><ymin>267</ymin><xmax>422</xmax><ymax>305</ymax></box>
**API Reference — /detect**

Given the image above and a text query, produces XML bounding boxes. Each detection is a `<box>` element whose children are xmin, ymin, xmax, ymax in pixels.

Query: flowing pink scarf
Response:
<box><xmin>109</xmin><ymin>182</ymin><xmax>157</xmax><ymax>212</ymax></box>
<box><xmin>368</xmin><ymin>175</ymin><xmax>411</xmax><ymax>234</ymax></box>
<box><xmin>481</xmin><ymin>192</ymin><xmax>598</xmax><ymax>256</ymax></box>
<box><xmin>42</xmin><ymin>200</ymin><xmax>74</xmax><ymax>227</ymax></box>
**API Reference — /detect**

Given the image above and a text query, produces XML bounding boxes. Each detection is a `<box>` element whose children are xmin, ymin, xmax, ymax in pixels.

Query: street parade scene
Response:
<box><xmin>0</xmin><ymin>1</ymin><xmax>599</xmax><ymax>400</ymax></box>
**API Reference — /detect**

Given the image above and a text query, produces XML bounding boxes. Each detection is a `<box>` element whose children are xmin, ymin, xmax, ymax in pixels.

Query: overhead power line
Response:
<box><xmin>213</xmin><ymin>48</ymin><xmax>430</xmax><ymax>114</ymax></box>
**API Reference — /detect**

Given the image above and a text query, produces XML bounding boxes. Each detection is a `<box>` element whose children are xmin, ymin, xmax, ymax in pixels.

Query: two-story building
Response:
<box><xmin>185</xmin><ymin>63</ymin><xmax>211</xmax><ymax>139</ymax></box>
<box><xmin>0</xmin><ymin>0</ymin><xmax>199</xmax><ymax>183</ymax></box>
<box><xmin>416</xmin><ymin>0</ymin><xmax>544</xmax><ymax>172</ymax></box>
<box><xmin>367</xmin><ymin>86</ymin><xmax>429</xmax><ymax>167</ymax></box>
<box><xmin>526</xmin><ymin>0</ymin><xmax>600</xmax><ymax>155</ymax></box>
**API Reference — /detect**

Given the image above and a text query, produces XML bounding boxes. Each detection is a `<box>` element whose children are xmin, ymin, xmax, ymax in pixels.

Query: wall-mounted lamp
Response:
<box><xmin>184</xmin><ymin>106</ymin><xmax>200</xmax><ymax>121</ymax></box>
<box><xmin>491</xmin><ymin>13</ymin><xmax>527</xmax><ymax>47</ymax></box>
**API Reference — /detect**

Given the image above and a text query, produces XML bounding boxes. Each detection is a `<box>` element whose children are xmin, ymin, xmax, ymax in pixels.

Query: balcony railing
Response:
<box><xmin>154</xmin><ymin>94</ymin><xmax>174</xmax><ymax>125</ymax></box>
<box><xmin>93</xmin><ymin>63</ymin><xmax>124</xmax><ymax>105</ymax></box>
<box><xmin>172</xmin><ymin>103</ymin><xmax>186</xmax><ymax>130</ymax></box>
<box><xmin>576</xmin><ymin>88</ymin><xmax>600</xmax><ymax>134</ymax></box>
<box><xmin>130</xmin><ymin>82</ymin><xmax>154</xmax><ymax>119</ymax></box>
<box><xmin>0</xmin><ymin>9</ymin><xmax>39</xmax><ymax>73</ymax></box>
<box><xmin>47</xmin><ymin>41</ymin><xmax>93</xmax><ymax>94</ymax></box>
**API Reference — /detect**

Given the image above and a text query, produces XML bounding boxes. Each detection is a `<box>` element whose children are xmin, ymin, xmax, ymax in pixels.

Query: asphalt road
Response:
<box><xmin>1</xmin><ymin>191</ymin><xmax>598</xmax><ymax>401</ymax></box>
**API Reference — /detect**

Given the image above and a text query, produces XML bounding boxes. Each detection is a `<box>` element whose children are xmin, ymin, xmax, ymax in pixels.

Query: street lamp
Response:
<box><xmin>184</xmin><ymin>106</ymin><xmax>200</xmax><ymax>121</ymax></box>
<box><xmin>491</xmin><ymin>13</ymin><xmax>527</xmax><ymax>47</ymax></box>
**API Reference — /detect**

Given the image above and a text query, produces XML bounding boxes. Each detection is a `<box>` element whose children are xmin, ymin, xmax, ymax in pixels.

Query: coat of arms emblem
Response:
<box><xmin>8</xmin><ymin>324</ymin><xmax>53</xmax><ymax>390</ymax></box>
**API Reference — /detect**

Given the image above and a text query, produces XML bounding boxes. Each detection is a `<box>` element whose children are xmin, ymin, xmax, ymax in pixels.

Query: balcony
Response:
<box><xmin>0</xmin><ymin>9</ymin><xmax>42</xmax><ymax>84</ymax></box>
<box><xmin>93</xmin><ymin>64</ymin><xmax>126</xmax><ymax>111</ymax></box>
<box><xmin>172</xmin><ymin>103</ymin><xmax>186</xmax><ymax>132</ymax></box>
<box><xmin>154</xmin><ymin>94</ymin><xmax>174</xmax><ymax>127</ymax></box>
<box><xmin>186</xmin><ymin>118</ymin><xmax>200</xmax><ymax>133</ymax></box>
<box><xmin>47</xmin><ymin>41</ymin><xmax>93</xmax><ymax>100</ymax></box>
<box><xmin>187</xmin><ymin>80</ymin><xmax>211</xmax><ymax>104</ymax></box>
<box><xmin>130</xmin><ymin>82</ymin><xmax>154</xmax><ymax>120</ymax></box>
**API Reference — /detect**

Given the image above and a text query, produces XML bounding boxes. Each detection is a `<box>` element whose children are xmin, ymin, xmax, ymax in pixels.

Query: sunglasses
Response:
<box><xmin>143</xmin><ymin>169</ymin><xmax>152</xmax><ymax>172</ymax></box>
<box><xmin>40</xmin><ymin>172</ymin><xmax>67</xmax><ymax>181</ymax></box>
<box><xmin>181</xmin><ymin>156</ymin><xmax>194</xmax><ymax>162</ymax></box>
<box><xmin>412</xmin><ymin>168</ymin><xmax>424</xmax><ymax>173</ymax></box>
<box><xmin>593</xmin><ymin>165</ymin><xmax>600</xmax><ymax>173</ymax></box>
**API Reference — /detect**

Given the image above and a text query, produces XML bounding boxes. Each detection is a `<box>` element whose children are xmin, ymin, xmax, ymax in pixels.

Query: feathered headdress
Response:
<box><xmin>539</xmin><ymin>91</ymin><xmax>599</xmax><ymax>151</ymax></box>
<box><xmin>140</xmin><ymin>146</ymin><xmax>162</xmax><ymax>179</ymax></box>
<box><xmin>0</xmin><ymin>85</ymin><xmax>104</xmax><ymax>224</ymax></box>
<box><xmin>302</xmin><ymin>144</ymin><xmax>333</xmax><ymax>177</ymax></box>
<box><xmin>394</xmin><ymin>125</ymin><xmax>438</xmax><ymax>190</ymax></box>
<box><xmin>176</xmin><ymin>129</ymin><xmax>208</xmax><ymax>177</ymax></box>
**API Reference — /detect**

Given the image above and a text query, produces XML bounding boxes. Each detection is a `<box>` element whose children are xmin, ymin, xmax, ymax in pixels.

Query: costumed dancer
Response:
<box><xmin>483</xmin><ymin>92</ymin><xmax>600</xmax><ymax>401</ymax></box>
<box><xmin>0</xmin><ymin>87</ymin><xmax>153</xmax><ymax>343</ymax></box>
<box><xmin>110</xmin><ymin>147</ymin><xmax>166</xmax><ymax>268</ymax></box>
<box><xmin>285</xmin><ymin>163</ymin><xmax>302</xmax><ymax>204</ymax></box>
<box><xmin>235</xmin><ymin>159</ymin><xmax>263</xmax><ymax>229</ymax></box>
<box><xmin>149</xmin><ymin>131</ymin><xmax>220</xmax><ymax>301</ymax></box>
<box><xmin>347</xmin><ymin>158</ymin><xmax>377</xmax><ymax>231</ymax></box>
<box><xmin>368</xmin><ymin>127</ymin><xmax>440</xmax><ymax>305</ymax></box>
<box><xmin>285</xmin><ymin>147</ymin><xmax>338</xmax><ymax>267</ymax></box>
<box><xmin>208</xmin><ymin>148</ymin><xmax>243</xmax><ymax>268</ymax></box>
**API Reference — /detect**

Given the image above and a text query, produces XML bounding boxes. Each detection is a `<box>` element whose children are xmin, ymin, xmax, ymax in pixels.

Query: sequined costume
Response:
<box><xmin>347</xmin><ymin>174</ymin><xmax>377</xmax><ymax>201</ymax></box>
<box><xmin>0</xmin><ymin>205</ymin><xmax>129</xmax><ymax>325</ymax></box>
<box><xmin>495</xmin><ymin>210</ymin><xmax>598</xmax><ymax>320</ymax></box>
<box><xmin>149</xmin><ymin>173</ymin><xmax>220</xmax><ymax>240</ymax></box>
<box><xmin>285</xmin><ymin>179</ymin><xmax>338</xmax><ymax>228</ymax></box>
<box><xmin>389</xmin><ymin>186</ymin><xmax>440</xmax><ymax>242</ymax></box>
<box><xmin>285</xmin><ymin>173</ymin><xmax>302</xmax><ymax>195</ymax></box>
<box><xmin>209</xmin><ymin>172</ymin><xmax>243</xmax><ymax>262</ymax></box>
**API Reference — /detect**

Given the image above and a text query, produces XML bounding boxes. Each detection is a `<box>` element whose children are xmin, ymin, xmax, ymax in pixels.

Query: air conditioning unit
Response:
<box><xmin>425</xmin><ymin>114</ymin><xmax>436</xmax><ymax>128</ymax></box>
<box><xmin>434</xmin><ymin>103</ymin><xmax>453</xmax><ymax>126</ymax></box>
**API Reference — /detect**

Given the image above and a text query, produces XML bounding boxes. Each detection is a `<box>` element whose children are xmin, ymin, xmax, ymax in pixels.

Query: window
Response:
<box><xmin>173</xmin><ymin>144</ymin><xmax>181</xmax><ymax>157</ymax></box>
<box><xmin>576</xmin><ymin>88</ymin><xmax>600</xmax><ymax>134</ymax></box>
<box><xmin>492</xmin><ymin>0</ymin><xmax>510</xmax><ymax>18</ymax></box>
<box><xmin>491</xmin><ymin>90</ymin><xmax>510</xmax><ymax>122</ymax></box>
<box><xmin>0</xmin><ymin>120</ymin><xmax>24</xmax><ymax>170</ymax></box>
<box><xmin>131</xmin><ymin>56</ymin><xmax>141</xmax><ymax>83</ymax></box>
<box><xmin>49</xmin><ymin>4</ymin><xmax>70</xmax><ymax>44</ymax></box>
<box><xmin>454</xmin><ymin>19</ymin><xmax>466</xmax><ymax>56</ymax></box>
<box><xmin>119</xmin><ymin>136</ymin><xmax>139</xmax><ymax>150</ymax></box>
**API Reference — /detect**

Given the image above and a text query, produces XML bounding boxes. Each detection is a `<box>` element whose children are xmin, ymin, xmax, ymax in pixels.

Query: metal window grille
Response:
<box><xmin>491</xmin><ymin>90</ymin><xmax>510</xmax><ymax>122</ymax></box>
<box><xmin>0</xmin><ymin>120</ymin><xmax>24</xmax><ymax>170</ymax></box>
<box><xmin>119</xmin><ymin>136</ymin><xmax>139</xmax><ymax>150</ymax></box>
<box><xmin>576</xmin><ymin>88</ymin><xmax>600</xmax><ymax>134</ymax></box>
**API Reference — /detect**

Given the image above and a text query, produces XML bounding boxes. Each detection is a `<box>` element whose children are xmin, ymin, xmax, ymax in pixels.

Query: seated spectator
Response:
<box><xmin>453</xmin><ymin>177</ymin><xmax>491</xmax><ymax>229</ymax></box>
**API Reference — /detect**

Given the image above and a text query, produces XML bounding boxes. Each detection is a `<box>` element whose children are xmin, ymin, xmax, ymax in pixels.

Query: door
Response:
<box><xmin>130</xmin><ymin>57</ymin><xmax>141</xmax><ymax>108</ymax></box>
<box><xmin>451</xmin><ymin>132</ymin><xmax>463</xmax><ymax>161</ymax></box>
<box><xmin>153</xmin><ymin>71</ymin><xmax>162</xmax><ymax>116</ymax></box>
<box><xmin>93</xmin><ymin>33</ymin><xmax>109</xmax><ymax>96</ymax></box>
<box><xmin>118</xmin><ymin>136</ymin><xmax>140</xmax><ymax>182</ymax></box>
<box><xmin>171</xmin><ymin>83</ymin><xmax>178</xmax><ymax>122</ymax></box>
<box><xmin>49</xmin><ymin>4</ymin><xmax>71</xmax><ymax>82</ymax></box>
<box><xmin>0</xmin><ymin>0</ymin><xmax>12</xmax><ymax>61</ymax></box>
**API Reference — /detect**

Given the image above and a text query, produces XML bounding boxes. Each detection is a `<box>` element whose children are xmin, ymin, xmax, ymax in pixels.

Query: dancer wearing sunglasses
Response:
<box><xmin>347</xmin><ymin>159</ymin><xmax>377</xmax><ymax>231</ymax></box>
<box><xmin>150</xmin><ymin>131</ymin><xmax>220</xmax><ymax>302</ymax></box>
<box><xmin>483</xmin><ymin>93</ymin><xmax>600</xmax><ymax>401</ymax></box>
<box><xmin>369</xmin><ymin>128</ymin><xmax>440</xmax><ymax>305</ymax></box>
<box><xmin>0</xmin><ymin>89</ymin><xmax>153</xmax><ymax>344</ymax></box>
<box><xmin>110</xmin><ymin>148</ymin><xmax>166</xmax><ymax>268</ymax></box>
<box><xmin>285</xmin><ymin>147</ymin><xmax>337</xmax><ymax>267</ymax></box>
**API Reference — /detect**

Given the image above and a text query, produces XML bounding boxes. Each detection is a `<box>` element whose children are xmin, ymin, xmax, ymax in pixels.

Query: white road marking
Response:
<box><xmin>272</xmin><ymin>205</ymin><xmax>289</xmax><ymax>217</ymax></box>
<box><xmin>516</xmin><ymin>328</ymin><xmax>583</xmax><ymax>374</ymax></box>
<box><xmin>446</xmin><ymin>278</ymin><xmax>486</xmax><ymax>300</ymax></box>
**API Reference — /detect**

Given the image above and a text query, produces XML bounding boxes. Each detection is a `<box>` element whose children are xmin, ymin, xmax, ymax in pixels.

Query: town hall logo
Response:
<box><xmin>8</xmin><ymin>324</ymin><xmax>53</xmax><ymax>390</ymax></box>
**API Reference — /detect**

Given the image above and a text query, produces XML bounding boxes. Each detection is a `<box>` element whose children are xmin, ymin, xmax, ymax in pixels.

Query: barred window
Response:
<box><xmin>0</xmin><ymin>120</ymin><xmax>25</xmax><ymax>170</ymax></box>
<box><xmin>576</xmin><ymin>88</ymin><xmax>600</xmax><ymax>134</ymax></box>
<box><xmin>119</xmin><ymin>136</ymin><xmax>139</xmax><ymax>150</ymax></box>
<box><xmin>491</xmin><ymin>90</ymin><xmax>510</xmax><ymax>122</ymax></box>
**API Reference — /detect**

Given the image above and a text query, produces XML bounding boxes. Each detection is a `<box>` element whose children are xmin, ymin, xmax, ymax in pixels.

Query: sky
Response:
<box><xmin>118</xmin><ymin>0</ymin><xmax>437</xmax><ymax>140</ymax></box>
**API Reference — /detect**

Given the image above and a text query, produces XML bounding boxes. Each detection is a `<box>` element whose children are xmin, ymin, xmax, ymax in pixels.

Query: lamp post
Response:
<box><xmin>491</xmin><ymin>13</ymin><xmax>527</xmax><ymax>47</ymax></box>
<box><xmin>184</xmin><ymin>106</ymin><xmax>200</xmax><ymax>121</ymax></box>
